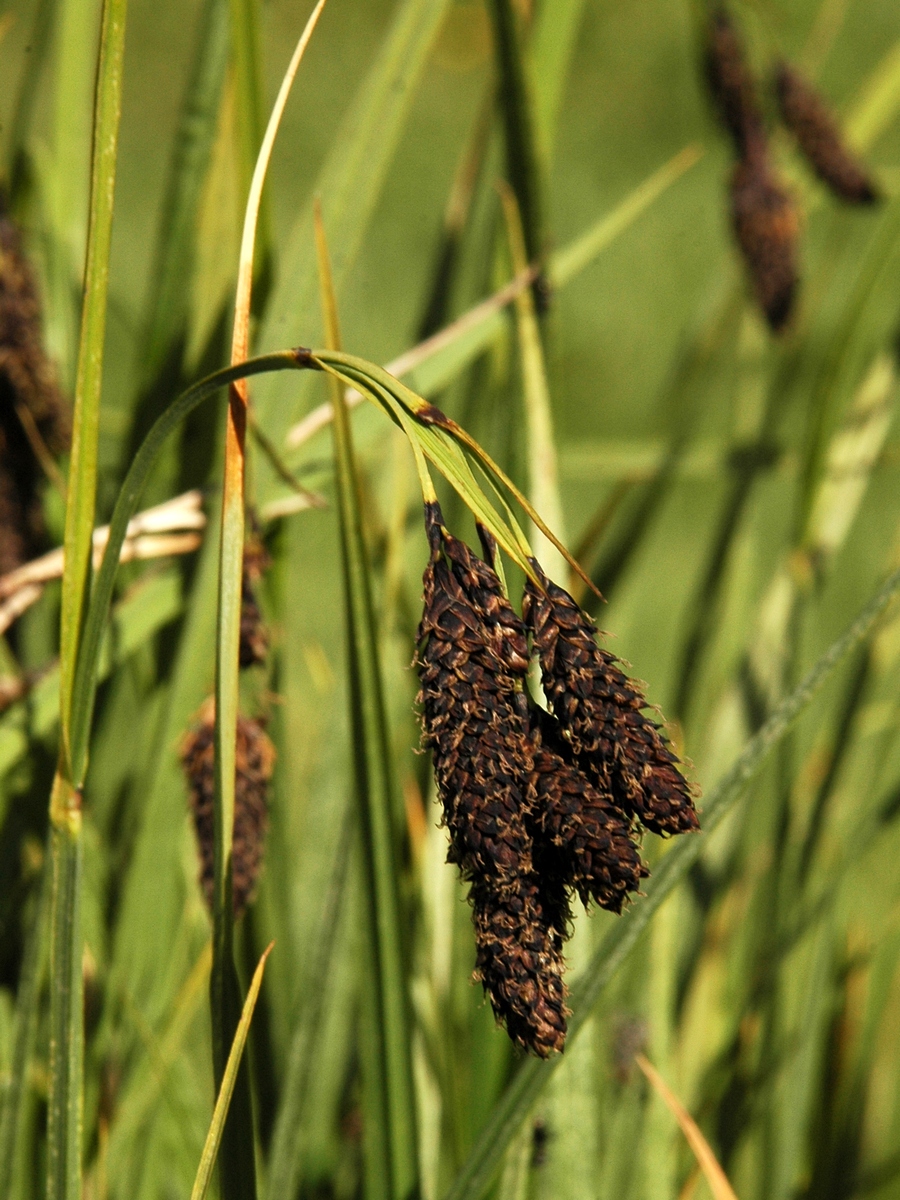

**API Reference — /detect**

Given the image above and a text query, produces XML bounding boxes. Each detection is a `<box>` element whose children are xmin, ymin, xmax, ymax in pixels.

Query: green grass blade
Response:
<box><xmin>284</xmin><ymin>146</ymin><xmax>700</xmax><ymax>457</ymax></box>
<box><xmin>442</xmin><ymin>563</ymin><xmax>900</xmax><ymax>1200</ymax></box>
<box><xmin>254</xmin><ymin>0</ymin><xmax>452</xmax><ymax>448</ymax></box>
<box><xmin>531</xmin><ymin>0</ymin><xmax>587</xmax><ymax>155</ymax></box>
<box><xmin>847</xmin><ymin>35</ymin><xmax>900</xmax><ymax>152</ymax></box>
<box><xmin>228</xmin><ymin>0</ymin><xmax>267</xmax><ymax>233</ymax></box>
<box><xmin>190</xmin><ymin>943</ymin><xmax>274</xmax><ymax>1200</ymax></box>
<box><xmin>69</xmin><ymin>351</ymin><xmax>305</xmax><ymax>786</ymax></box>
<box><xmin>797</xmin><ymin>195</ymin><xmax>900</xmax><ymax>545</ymax></box>
<box><xmin>141</xmin><ymin>0</ymin><xmax>230</xmax><ymax>382</ymax></box>
<box><xmin>0</xmin><ymin>856</ymin><xmax>49</xmax><ymax>1197</ymax></box>
<box><xmin>43</xmin><ymin>0</ymin><xmax>103</xmax><ymax>387</ymax></box>
<box><xmin>551</xmin><ymin>145</ymin><xmax>702</xmax><ymax>289</ymax></box>
<box><xmin>501</xmin><ymin>186</ymin><xmax>565</xmax><ymax>575</ymax></box>
<box><xmin>47</xmin><ymin>3</ymin><xmax>128</xmax><ymax>1196</ymax></box>
<box><xmin>264</xmin><ymin>820</ymin><xmax>353</xmax><ymax>1200</ymax></box>
<box><xmin>488</xmin><ymin>0</ymin><xmax>546</xmax><ymax>276</ymax></box>
<box><xmin>316</xmin><ymin>215</ymin><xmax>420</xmax><ymax>1200</ymax></box>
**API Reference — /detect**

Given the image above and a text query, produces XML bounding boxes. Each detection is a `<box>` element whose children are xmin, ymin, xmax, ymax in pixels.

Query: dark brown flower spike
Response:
<box><xmin>705</xmin><ymin>9</ymin><xmax>765</xmax><ymax>155</ymax></box>
<box><xmin>775</xmin><ymin>64</ymin><xmax>879</xmax><ymax>205</ymax></box>
<box><xmin>730</xmin><ymin>148</ymin><xmax>799</xmax><ymax>331</ymax></box>
<box><xmin>471</xmin><ymin>876</ymin><xmax>569</xmax><ymax>1058</ymax></box>
<box><xmin>417</xmin><ymin>502</ymin><xmax>535</xmax><ymax>884</ymax></box>
<box><xmin>0</xmin><ymin>207</ymin><xmax>69</xmax><ymax>575</ymax></box>
<box><xmin>416</xmin><ymin>502</ymin><xmax>569</xmax><ymax>1055</ymax></box>
<box><xmin>523</xmin><ymin>563</ymin><xmax>699</xmax><ymax>838</ymax></box>
<box><xmin>181</xmin><ymin>700</ymin><xmax>275</xmax><ymax>918</ymax></box>
<box><xmin>528</xmin><ymin>712</ymin><xmax>647</xmax><ymax>914</ymax></box>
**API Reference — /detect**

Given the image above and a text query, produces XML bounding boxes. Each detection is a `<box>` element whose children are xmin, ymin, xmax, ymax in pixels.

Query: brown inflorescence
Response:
<box><xmin>775</xmin><ymin>64</ymin><xmax>878</xmax><ymax>205</ymax></box>
<box><xmin>0</xmin><ymin>207</ymin><xmax>68</xmax><ymax>576</ymax></box>
<box><xmin>181</xmin><ymin>700</ymin><xmax>275</xmax><ymax>918</ymax></box>
<box><xmin>416</xmin><ymin>502</ymin><xmax>569</xmax><ymax>1056</ymax></box>
<box><xmin>470</xmin><ymin>876</ymin><xmax>569</xmax><ymax>1059</ymax></box>
<box><xmin>523</xmin><ymin>563</ymin><xmax>698</xmax><ymax>838</ymax></box>
<box><xmin>416</xmin><ymin>513</ymin><xmax>697</xmax><ymax>1057</ymax></box>
<box><xmin>729</xmin><ymin>148</ymin><xmax>799</xmax><ymax>332</ymax></box>
<box><xmin>705</xmin><ymin>9</ymin><xmax>764</xmax><ymax>154</ymax></box>
<box><xmin>528</xmin><ymin>711</ymin><xmax>647</xmax><ymax>913</ymax></box>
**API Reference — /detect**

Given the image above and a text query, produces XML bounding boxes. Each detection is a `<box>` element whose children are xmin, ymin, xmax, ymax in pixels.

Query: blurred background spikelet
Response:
<box><xmin>729</xmin><ymin>148</ymin><xmax>800</xmax><ymax>331</ymax></box>
<box><xmin>180</xmin><ymin>699</ymin><xmax>275</xmax><ymax>918</ymax></box>
<box><xmin>705</xmin><ymin>9</ymin><xmax>764</xmax><ymax>154</ymax></box>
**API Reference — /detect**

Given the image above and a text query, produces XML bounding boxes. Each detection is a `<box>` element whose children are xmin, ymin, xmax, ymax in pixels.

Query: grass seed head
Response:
<box><xmin>417</xmin><ymin>502</ymin><xmax>535</xmax><ymax>886</ymax></box>
<box><xmin>776</xmin><ymin>64</ymin><xmax>879</xmax><ymax>204</ymax></box>
<box><xmin>729</xmin><ymin>150</ymin><xmax>799</xmax><ymax>331</ymax></box>
<box><xmin>523</xmin><ymin>564</ymin><xmax>699</xmax><ymax>837</ymax></box>
<box><xmin>181</xmin><ymin>701</ymin><xmax>275</xmax><ymax>918</ymax></box>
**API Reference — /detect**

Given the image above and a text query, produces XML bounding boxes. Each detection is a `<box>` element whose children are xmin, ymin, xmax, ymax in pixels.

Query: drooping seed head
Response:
<box><xmin>523</xmin><ymin>564</ymin><xmax>699</xmax><ymax>837</ymax></box>
<box><xmin>471</xmin><ymin>875</ymin><xmax>569</xmax><ymax>1058</ymax></box>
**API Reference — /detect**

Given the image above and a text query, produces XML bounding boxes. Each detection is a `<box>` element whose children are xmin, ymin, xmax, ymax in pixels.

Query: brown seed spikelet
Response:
<box><xmin>471</xmin><ymin>876</ymin><xmax>569</xmax><ymax>1058</ymax></box>
<box><xmin>523</xmin><ymin>564</ymin><xmax>698</xmax><ymax>838</ymax></box>
<box><xmin>416</xmin><ymin>503</ymin><xmax>569</xmax><ymax>1054</ymax></box>
<box><xmin>181</xmin><ymin>700</ymin><xmax>275</xmax><ymax>918</ymax></box>
<box><xmin>239</xmin><ymin>538</ymin><xmax>270</xmax><ymax>667</ymax></box>
<box><xmin>416</xmin><ymin>503</ymin><xmax>534</xmax><ymax>885</ymax></box>
<box><xmin>528</xmin><ymin>712</ymin><xmax>647</xmax><ymax>914</ymax></box>
<box><xmin>0</xmin><ymin>207</ymin><xmax>69</xmax><ymax>575</ymax></box>
<box><xmin>730</xmin><ymin>149</ymin><xmax>799</xmax><ymax>331</ymax></box>
<box><xmin>705</xmin><ymin>10</ymin><xmax>764</xmax><ymax>154</ymax></box>
<box><xmin>776</xmin><ymin>64</ymin><xmax>878</xmax><ymax>204</ymax></box>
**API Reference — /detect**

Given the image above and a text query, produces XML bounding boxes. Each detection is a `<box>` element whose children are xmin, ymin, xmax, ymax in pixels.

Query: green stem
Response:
<box><xmin>488</xmin><ymin>0</ymin><xmax>547</xmax><ymax>301</ymax></box>
<box><xmin>46</xmin><ymin>789</ymin><xmax>84</xmax><ymax>1200</ymax></box>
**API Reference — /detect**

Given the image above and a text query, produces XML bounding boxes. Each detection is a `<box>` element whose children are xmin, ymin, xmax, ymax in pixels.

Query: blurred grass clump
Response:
<box><xmin>1</xmin><ymin>0</ymin><xmax>900</xmax><ymax>1198</ymax></box>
